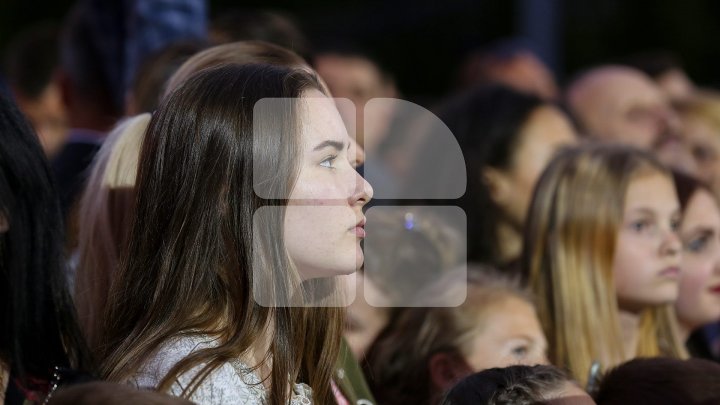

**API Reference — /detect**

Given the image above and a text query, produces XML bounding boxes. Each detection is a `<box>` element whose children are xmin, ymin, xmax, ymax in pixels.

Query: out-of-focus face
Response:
<box><xmin>284</xmin><ymin>90</ymin><xmax>373</xmax><ymax>279</ymax></box>
<box><xmin>569</xmin><ymin>68</ymin><xmax>695</xmax><ymax>173</ymax></box>
<box><xmin>682</xmin><ymin>115</ymin><xmax>720</xmax><ymax>196</ymax></box>
<box><xmin>656</xmin><ymin>69</ymin><xmax>695</xmax><ymax>103</ymax></box>
<box><xmin>677</xmin><ymin>188</ymin><xmax>720</xmax><ymax>331</ymax></box>
<box><xmin>485</xmin><ymin>52</ymin><xmax>559</xmax><ymax>100</ymax></box>
<box><xmin>463</xmin><ymin>296</ymin><xmax>548</xmax><ymax>371</ymax></box>
<box><xmin>314</xmin><ymin>54</ymin><xmax>395</xmax><ymax>153</ymax></box>
<box><xmin>14</xmin><ymin>83</ymin><xmax>68</xmax><ymax>159</ymax></box>
<box><xmin>613</xmin><ymin>171</ymin><xmax>682</xmax><ymax>312</ymax></box>
<box><xmin>500</xmin><ymin>105</ymin><xmax>577</xmax><ymax>227</ymax></box>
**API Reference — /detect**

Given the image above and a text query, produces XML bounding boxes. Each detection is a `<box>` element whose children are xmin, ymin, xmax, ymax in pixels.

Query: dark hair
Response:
<box><xmin>0</xmin><ymin>93</ymin><xmax>91</xmax><ymax>380</ymax></box>
<box><xmin>594</xmin><ymin>357</ymin><xmax>720</xmax><ymax>405</ymax></box>
<box><xmin>128</xmin><ymin>40</ymin><xmax>207</xmax><ymax>114</ymax></box>
<box><xmin>672</xmin><ymin>170</ymin><xmax>712</xmax><ymax>212</ymax></box>
<box><xmin>3</xmin><ymin>23</ymin><xmax>60</xmax><ymax>99</ymax></box>
<box><xmin>621</xmin><ymin>51</ymin><xmax>684</xmax><ymax>80</ymax></box>
<box><xmin>442</xmin><ymin>365</ymin><xmax>572</xmax><ymax>405</ymax></box>
<box><xmin>408</xmin><ymin>84</ymin><xmax>546</xmax><ymax>265</ymax></box>
<box><xmin>59</xmin><ymin>1</ymin><xmax>123</xmax><ymax>115</ymax></box>
<box><xmin>210</xmin><ymin>10</ymin><xmax>309</xmax><ymax>57</ymax></box>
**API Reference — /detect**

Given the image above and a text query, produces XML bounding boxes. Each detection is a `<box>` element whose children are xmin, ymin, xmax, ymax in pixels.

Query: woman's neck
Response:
<box><xmin>247</xmin><ymin>323</ymin><xmax>274</xmax><ymax>384</ymax></box>
<box><xmin>618</xmin><ymin>309</ymin><xmax>641</xmax><ymax>359</ymax></box>
<box><xmin>496</xmin><ymin>220</ymin><xmax>522</xmax><ymax>264</ymax></box>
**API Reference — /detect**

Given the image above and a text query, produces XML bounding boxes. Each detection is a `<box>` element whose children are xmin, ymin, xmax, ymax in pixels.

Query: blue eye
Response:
<box><xmin>686</xmin><ymin>234</ymin><xmax>710</xmax><ymax>253</ymax></box>
<box><xmin>320</xmin><ymin>155</ymin><xmax>337</xmax><ymax>169</ymax></box>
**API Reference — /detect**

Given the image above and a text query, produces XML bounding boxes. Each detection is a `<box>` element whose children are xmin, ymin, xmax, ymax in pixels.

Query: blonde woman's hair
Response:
<box><xmin>675</xmin><ymin>89</ymin><xmax>720</xmax><ymax>133</ymax></box>
<box><xmin>521</xmin><ymin>143</ymin><xmax>687</xmax><ymax>386</ymax></box>
<box><xmin>74</xmin><ymin>113</ymin><xmax>150</xmax><ymax>348</ymax></box>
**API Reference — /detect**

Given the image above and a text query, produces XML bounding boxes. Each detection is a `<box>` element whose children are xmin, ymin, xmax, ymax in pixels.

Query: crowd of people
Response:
<box><xmin>2</xmin><ymin>1</ymin><xmax>720</xmax><ymax>404</ymax></box>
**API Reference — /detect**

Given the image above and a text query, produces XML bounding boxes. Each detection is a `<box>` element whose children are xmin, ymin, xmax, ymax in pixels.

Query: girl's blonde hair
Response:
<box><xmin>365</xmin><ymin>266</ymin><xmax>532</xmax><ymax>405</ymax></box>
<box><xmin>521</xmin><ymin>143</ymin><xmax>687</xmax><ymax>386</ymax></box>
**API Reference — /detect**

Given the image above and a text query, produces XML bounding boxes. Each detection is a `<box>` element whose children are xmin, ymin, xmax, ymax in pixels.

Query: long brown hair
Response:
<box><xmin>75</xmin><ymin>41</ymin><xmax>313</xmax><ymax>350</ymax></box>
<box><xmin>98</xmin><ymin>64</ymin><xmax>342</xmax><ymax>405</ymax></box>
<box><xmin>521</xmin><ymin>144</ymin><xmax>687</xmax><ymax>386</ymax></box>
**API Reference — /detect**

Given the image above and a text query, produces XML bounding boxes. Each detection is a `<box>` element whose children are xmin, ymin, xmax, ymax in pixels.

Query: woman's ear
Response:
<box><xmin>482</xmin><ymin>166</ymin><xmax>512</xmax><ymax>207</ymax></box>
<box><xmin>428</xmin><ymin>351</ymin><xmax>473</xmax><ymax>393</ymax></box>
<box><xmin>0</xmin><ymin>214</ymin><xmax>7</xmax><ymax>233</ymax></box>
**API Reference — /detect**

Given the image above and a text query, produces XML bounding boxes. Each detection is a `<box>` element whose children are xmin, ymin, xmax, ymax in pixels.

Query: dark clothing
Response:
<box><xmin>51</xmin><ymin>130</ymin><xmax>102</xmax><ymax>215</ymax></box>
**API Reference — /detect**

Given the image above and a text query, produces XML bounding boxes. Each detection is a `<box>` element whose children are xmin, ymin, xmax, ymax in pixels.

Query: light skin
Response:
<box><xmin>612</xmin><ymin>171</ymin><xmax>682</xmax><ymax>356</ymax></box>
<box><xmin>429</xmin><ymin>295</ymin><xmax>549</xmax><ymax>396</ymax></box>
<box><xmin>486</xmin><ymin>105</ymin><xmax>577</xmax><ymax>262</ymax></box>
<box><xmin>656</xmin><ymin>69</ymin><xmax>695</xmax><ymax>103</ymax></box>
<box><xmin>682</xmin><ymin>116</ymin><xmax>720</xmax><ymax>196</ymax></box>
<box><xmin>462</xmin><ymin>296</ymin><xmax>549</xmax><ymax>371</ymax></box>
<box><xmin>13</xmin><ymin>81</ymin><xmax>68</xmax><ymax>159</ymax></box>
<box><xmin>676</xmin><ymin>188</ymin><xmax>720</xmax><ymax>340</ymax></box>
<box><xmin>249</xmin><ymin>91</ymin><xmax>372</xmax><ymax>383</ymax></box>
<box><xmin>284</xmin><ymin>90</ymin><xmax>374</xmax><ymax>280</ymax></box>
<box><xmin>567</xmin><ymin>67</ymin><xmax>696</xmax><ymax>174</ymax></box>
<box><xmin>314</xmin><ymin>54</ymin><xmax>397</xmax><ymax>154</ymax></box>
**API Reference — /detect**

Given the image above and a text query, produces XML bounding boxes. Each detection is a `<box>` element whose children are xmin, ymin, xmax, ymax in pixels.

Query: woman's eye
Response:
<box><xmin>671</xmin><ymin>218</ymin><xmax>681</xmax><ymax>232</ymax></box>
<box><xmin>320</xmin><ymin>155</ymin><xmax>337</xmax><ymax>169</ymax></box>
<box><xmin>686</xmin><ymin>234</ymin><xmax>710</xmax><ymax>253</ymax></box>
<box><xmin>511</xmin><ymin>345</ymin><xmax>529</xmax><ymax>359</ymax></box>
<box><xmin>630</xmin><ymin>220</ymin><xmax>651</xmax><ymax>233</ymax></box>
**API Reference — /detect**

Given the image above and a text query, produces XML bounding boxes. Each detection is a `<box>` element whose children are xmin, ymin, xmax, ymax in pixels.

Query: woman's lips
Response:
<box><xmin>351</xmin><ymin>226</ymin><xmax>366</xmax><ymax>238</ymax></box>
<box><xmin>659</xmin><ymin>266</ymin><xmax>680</xmax><ymax>278</ymax></box>
<box><xmin>350</xmin><ymin>217</ymin><xmax>366</xmax><ymax>238</ymax></box>
<box><xmin>709</xmin><ymin>284</ymin><xmax>720</xmax><ymax>294</ymax></box>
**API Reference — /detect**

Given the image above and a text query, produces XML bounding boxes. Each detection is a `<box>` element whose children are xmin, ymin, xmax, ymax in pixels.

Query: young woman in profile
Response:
<box><xmin>0</xmin><ymin>94</ymin><xmax>92</xmax><ymax>404</ymax></box>
<box><xmin>74</xmin><ymin>40</ymin><xmax>312</xmax><ymax>351</ymax></box>
<box><xmin>673</xmin><ymin>171</ymin><xmax>720</xmax><ymax>361</ymax></box>
<box><xmin>408</xmin><ymin>84</ymin><xmax>576</xmax><ymax>268</ymax></box>
<box><xmin>97</xmin><ymin>64</ymin><xmax>372</xmax><ymax>404</ymax></box>
<box><xmin>522</xmin><ymin>144</ymin><xmax>687</xmax><ymax>387</ymax></box>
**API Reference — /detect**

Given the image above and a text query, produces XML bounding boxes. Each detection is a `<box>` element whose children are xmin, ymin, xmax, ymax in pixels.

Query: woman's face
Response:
<box><xmin>613</xmin><ymin>172</ymin><xmax>682</xmax><ymax>312</ymax></box>
<box><xmin>676</xmin><ymin>188</ymin><xmax>720</xmax><ymax>331</ymax></box>
<box><xmin>682</xmin><ymin>115</ymin><xmax>720</xmax><ymax>195</ymax></box>
<box><xmin>497</xmin><ymin>105</ymin><xmax>577</xmax><ymax>227</ymax></box>
<box><xmin>285</xmin><ymin>90</ymin><xmax>373</xmax><ymax>279</ymax></box>
<box><xmin>463</xmin><ymin>296</ymin><xmax>548</xmax><ymax>371</ymax></box>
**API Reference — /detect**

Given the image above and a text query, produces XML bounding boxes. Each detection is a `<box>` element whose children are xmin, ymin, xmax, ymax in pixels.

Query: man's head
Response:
<box><xmin>565</xmin><ymin>65</ymin><xmax>695</xmax><ymax>173</ymax></box>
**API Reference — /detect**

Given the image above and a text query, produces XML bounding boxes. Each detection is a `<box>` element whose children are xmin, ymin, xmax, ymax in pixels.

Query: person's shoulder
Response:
<box><xmin>173</xmin><ymin>361</ymin><xmax>266</xmax><ymax>405</ymax></box>
<box><xmin>134</xmin><ymin>335</ymin><xmax>267</xmax><ymax>404</ymax></box>
<box><xmin>133</xmin><ymin>334</ymin><xmax>218</xmax><ymax>389</ymax></box>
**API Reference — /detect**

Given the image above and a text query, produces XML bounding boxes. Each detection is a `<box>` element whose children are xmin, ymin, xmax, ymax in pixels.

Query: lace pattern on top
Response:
<box><xmin>133</xmin><ymin>334</ymin><xmax>313</xmax><ymax>404</ymax></box>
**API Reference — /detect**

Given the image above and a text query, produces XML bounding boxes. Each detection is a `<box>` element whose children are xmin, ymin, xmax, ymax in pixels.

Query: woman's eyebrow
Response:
<box><xmin>313</xmin><ymin>140</ymin><xmax>345</xmax><ymax>151</ymax></box>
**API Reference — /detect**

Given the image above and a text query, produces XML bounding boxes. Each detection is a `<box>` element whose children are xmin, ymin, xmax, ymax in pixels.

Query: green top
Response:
<box><xmin>335</xmin><ymin>339</ymin><xmax>376</xmax><ymax>405</ymax></box>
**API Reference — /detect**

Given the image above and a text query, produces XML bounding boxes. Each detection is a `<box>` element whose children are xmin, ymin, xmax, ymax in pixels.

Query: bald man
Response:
<box><xmin>565</xmin><ymin>65</ymin><xmax>696</xmax><ymax>173</ymax></box>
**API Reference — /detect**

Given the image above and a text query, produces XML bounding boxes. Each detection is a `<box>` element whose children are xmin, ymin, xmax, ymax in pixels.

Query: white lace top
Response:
<box><xmin>133</xmin><ymin>335</ymin><xmax>313</xmax><ymax>405</ymax></box>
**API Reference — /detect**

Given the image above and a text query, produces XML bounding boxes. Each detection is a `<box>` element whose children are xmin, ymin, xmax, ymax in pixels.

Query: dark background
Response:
<box><xmin>1</xmin><ymin>0</ymin><xmax>719</xmax><ymax>100</ymax></box>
